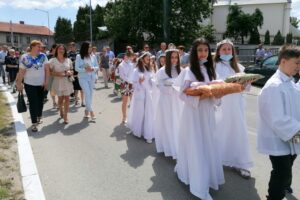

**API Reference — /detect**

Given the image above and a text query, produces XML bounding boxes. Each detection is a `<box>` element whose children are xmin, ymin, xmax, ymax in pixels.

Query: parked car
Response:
<box><xmin>244</xmin><ymin>55</ymin><xmax>300</xmax><ymax>86</ymax></box>
<box><xmin>117</xmin><ymin>53</ymin><xmax>125</xmax><ymax>59</ymax></box>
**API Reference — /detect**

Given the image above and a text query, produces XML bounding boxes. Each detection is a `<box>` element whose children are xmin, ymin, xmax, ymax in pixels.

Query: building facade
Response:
<box><xmin>0</xmin><ymin>21</ymin><xmax>54</xmax><ymax>50</ymax></box>
<box><xmin>211</xmin><ymin>0</ymin><xmax>292</xmax><ymax>41</ymax></box>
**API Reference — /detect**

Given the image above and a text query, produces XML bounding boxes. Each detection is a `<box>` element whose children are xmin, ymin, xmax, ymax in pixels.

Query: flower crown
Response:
<box><xmin>216</xmin><ymin>39</ymin><xmax>233</xmax><ymax>48</ymax></box>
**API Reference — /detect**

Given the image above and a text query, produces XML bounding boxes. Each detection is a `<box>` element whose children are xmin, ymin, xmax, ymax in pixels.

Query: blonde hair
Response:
<box><xmin>30</xmin><ymin>40</ymin><xmax>42</xmax><ymax>49</ymax></box>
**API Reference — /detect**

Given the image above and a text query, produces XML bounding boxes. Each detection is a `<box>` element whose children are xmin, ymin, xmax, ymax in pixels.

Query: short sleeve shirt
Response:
<box><xmin>19</xmin><ymin>53</ymin><xmax>48</xmax><ymax>86</ymax></box>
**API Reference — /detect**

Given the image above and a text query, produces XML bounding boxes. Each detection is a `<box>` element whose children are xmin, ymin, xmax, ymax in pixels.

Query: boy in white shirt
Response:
<box><xmin>257</xmin><ymin>45</ymin><xmax>300</xmax><ymax>200</ymax></box>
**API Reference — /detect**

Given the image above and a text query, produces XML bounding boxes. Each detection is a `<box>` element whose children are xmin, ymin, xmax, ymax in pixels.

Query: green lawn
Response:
<box><xmin>0</xmin><ymin>92</ymin><xmax>24</xmax><ymax>200</ymax></box>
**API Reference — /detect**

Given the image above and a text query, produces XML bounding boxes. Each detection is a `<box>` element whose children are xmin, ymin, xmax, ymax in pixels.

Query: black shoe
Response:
<box><xmin>285</xmin><ymin>187</ymin><xmax>293</xmax><ymax>194</ymax></box>
<box><xmin>81</xmin><ymin>103</ymin><xmax>85</xmax><ymax>107</ymax></box>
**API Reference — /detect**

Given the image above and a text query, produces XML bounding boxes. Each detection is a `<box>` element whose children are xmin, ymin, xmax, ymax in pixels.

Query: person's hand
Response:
<box><xmin>66</xmin><ymin>70</ymin><xmax>73</xmax><ymax>76</ymax></box>
<box><xmin>139</xmin><ymin>76</ymin><xmax>145</xmax><ymax>84</ymax></box>
<box><xmin>240</xmin><ymin>79</ymin><xmax>252</xmax><ymax>90</ymax></box>
<box><xmin>43</xmin><ymin>82</ymin><xmax>48</xmax><ymax>91</ymax></box>
<box><xmin>16</xmin><ymin>83</ymin><xmax>23</xmax><ymax>92</ymax></box>
<box><xmin>85</xmin><ymin>66</ymin><xmax>93</xmax><ymax>72</ymax></box>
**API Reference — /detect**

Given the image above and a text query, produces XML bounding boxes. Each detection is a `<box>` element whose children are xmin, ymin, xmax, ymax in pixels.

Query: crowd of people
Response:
<box><xmin>0</xmin><ymin>38</ymin><xmax>299</xmax><ymax>200</ymax></box>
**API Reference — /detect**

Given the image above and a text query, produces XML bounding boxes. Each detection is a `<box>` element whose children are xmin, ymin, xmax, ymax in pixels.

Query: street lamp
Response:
<box><xmin>34</xmin><ymin>8</ymin><xmax>51</xmax><ymax>47</ymax></box>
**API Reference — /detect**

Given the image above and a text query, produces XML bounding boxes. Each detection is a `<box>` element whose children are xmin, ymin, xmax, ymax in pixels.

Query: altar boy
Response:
<box><xmin>257</xmin><ymin>45</ymin><xmax>300</xmax><ymax>200</ymax></box>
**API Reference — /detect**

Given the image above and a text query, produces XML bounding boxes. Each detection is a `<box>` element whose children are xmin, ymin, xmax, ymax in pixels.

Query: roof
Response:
<box><xmin>214</xmin><ymin>0</ymin><xmax>290</xmax><ymax>6</ymax></box>
<box><xmin>0</xmin><ymin>21</ymin><xmax>54</xmax><ymax>36</ymax></box>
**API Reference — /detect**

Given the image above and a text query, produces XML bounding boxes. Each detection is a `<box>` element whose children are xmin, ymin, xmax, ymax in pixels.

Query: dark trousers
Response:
<box><xmin>268</xmin><ymin>154</ymin><xmax>297</xmax><ymax>200</ymax></box>
<box><xmin>8</xmin><ymin>68</ymin><xmax>18</xmax><ymax>83</ymax></box>
<box><xmin>24</xmin><ymin>84</ymin><xmax>44</xmax><ymax>124</ymax></box>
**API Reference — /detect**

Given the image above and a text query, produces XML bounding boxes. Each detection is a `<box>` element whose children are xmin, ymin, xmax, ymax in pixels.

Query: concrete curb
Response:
<box><xmin>1</xmin><ymin>85</ymin><xmax>46</xmax><ymax>200</ymax></box>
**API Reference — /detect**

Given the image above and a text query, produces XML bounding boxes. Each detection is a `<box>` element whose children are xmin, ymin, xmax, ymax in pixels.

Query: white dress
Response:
<box><xmin>127</xmin><ymin>68</ymin><xmax>155</xmax><ymax>140</ymax></box>
<box><xmin>174</xmin><ymin>66</ymin><xmax>225</xmax><ymax>200</ymax></box>
<box><xmin>215</xmin><ymin>61</ymin><xmax>253</xmax><ymax>169</ymax></box>
<box><xmin>154</xmin><ymin>66</ymin><xmax>183</xmax><ymax>159</ymax></box>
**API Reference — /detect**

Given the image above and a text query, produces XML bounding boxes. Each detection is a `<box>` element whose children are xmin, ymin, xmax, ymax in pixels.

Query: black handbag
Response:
<box><xmin>17</xmin><ymin>92</ymin><xmax>27</xmax><ymax>113</ymax></box>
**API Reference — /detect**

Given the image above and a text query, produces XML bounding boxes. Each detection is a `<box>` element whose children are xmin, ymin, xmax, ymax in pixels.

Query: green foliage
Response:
<box><xmin>169</xmin><ymin>0</ymin><xmax>212</xmax><ymax>45</ymax></box>
<box><xmin>198</xmin><ymin>25</ymin><xmax>216</xmax><ymax>43</ymax></box>
<box><xmin>104</xmin><ymin>0</ymin><xmax>213</xmax><ymax>48</ymax></box>
<box><xmin>248</xmin><ymin>28</ymin><xmax>261</xmax><ymax>44</ymax></box>
<box><xmin>226</xmin><ymin>4</ymin><xmax>263</xmax><ymax>44</ymax></box>
<box><xmin>272</xmin><ymin>30</ymin><xmax>285</xmax><ymax>45</ymax></box>
<box><xmin>264</xmin><ymin>30</ymin><xmax>270</xmax><ymax>45</ymax></box>
<box><xmin>286</xmin><ymin>33</ymin><xmax>293</xmax><ymax>44</ymax></box>
<box><xmin>54</xmin><ymin>17</ymin><xmax>73</xmax><ymax>43</ymax></box>
<box><xmin>290</xmin><ymin>17</ymin><xmax>300</xmax><ymax>29</ymax></box>
<box><xmin>73</xmin><ymin>5</ymin><xmax>106</xmax><ymax>42</ymax></box>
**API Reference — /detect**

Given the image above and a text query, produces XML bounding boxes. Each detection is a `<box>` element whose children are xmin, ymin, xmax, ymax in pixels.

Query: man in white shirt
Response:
<box><xmin>257</xmin><ymin>45</ymin><xmax>300</xmax><ymax>200</ymax></box>
<box><xmin>255</xmin><ymin>43</ymin><xmax>265</xmax><ymax>64</ymax></box>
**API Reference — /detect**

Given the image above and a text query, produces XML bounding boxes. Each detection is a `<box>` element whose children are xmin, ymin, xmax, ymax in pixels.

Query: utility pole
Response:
<box><xmin>10</xmin><ymin>20</ymin><xmax>14</xmax><ymax>47</ymax></box>
<box><xmin>89</xmin><ymin>0</ymin><xmax>93</xmax><ymax>45</ymax></box>
<box><xmin>35</xmin><ymin>9</ymin><xmax>51</xmax><ymax>47</ymax></box>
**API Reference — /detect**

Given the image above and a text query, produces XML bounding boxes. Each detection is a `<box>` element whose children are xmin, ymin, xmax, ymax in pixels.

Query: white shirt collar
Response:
<box><xmin>277</xmin><ymin>69</ymin><xmax>294</xmax><ymax>82</ymax></box>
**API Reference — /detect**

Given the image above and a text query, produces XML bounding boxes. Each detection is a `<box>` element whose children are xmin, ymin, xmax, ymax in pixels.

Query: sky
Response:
<box><xmin>0</xmin><ymin>0</ymin><xmax>299</xmax><ymax>31</ymax></box>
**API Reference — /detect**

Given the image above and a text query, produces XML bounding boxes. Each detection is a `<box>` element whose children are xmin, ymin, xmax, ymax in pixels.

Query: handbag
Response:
<box><xmin>17</xmin><ymin>92</ymin><xmax>27</xmax><ymax>113</ymax></box>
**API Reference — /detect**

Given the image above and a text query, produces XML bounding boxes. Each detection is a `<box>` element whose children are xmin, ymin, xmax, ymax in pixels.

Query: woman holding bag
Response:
<box><xmin>16</xmin><ymin>40</ymin><xmax>49</xmax><ymax>132</ymax></box>
<box><xmin>49</xmin><ymin>44</ymin><xmax>74</xmax><ymax>124</ymax></box>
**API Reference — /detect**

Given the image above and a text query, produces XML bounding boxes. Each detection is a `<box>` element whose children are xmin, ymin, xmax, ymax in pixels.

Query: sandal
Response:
<box><xmin>235</xmin><ymin>168</ymin><xmax>251</xmax><ymax>179</ymax></box>
<box><xmin>37</xmin><ymin>117</ymin><xmax>43</xmax><ymax>124</ymax></box>
<box><xmin>31</xmin><ymin>124</ymin><xmax>38</xmax><ymax>132</ymax></box>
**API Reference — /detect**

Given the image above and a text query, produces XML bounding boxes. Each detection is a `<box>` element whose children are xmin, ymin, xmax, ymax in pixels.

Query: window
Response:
<box><xmin>26</xmin><ymin>37</ymin><xmax>30</xmax><ymax>44</ymax></box>
<box><xmin>6</xmin><ymin>35</ymin><xmax>11</xmax><ymax>43</ymax></box>
<box><xmin>262</xmin><ymin>56</ymin><xmax>278</xmax><ymax>70</ymax></box>
<box><xmin>14</xmin><ymin>35</ymin><xmax>18</xmax><ymax>43</ymax></box>
<box><xmin>263</xmin><ymin>56</ymin><xmax>278</xmax><ymax>66</ymax></box>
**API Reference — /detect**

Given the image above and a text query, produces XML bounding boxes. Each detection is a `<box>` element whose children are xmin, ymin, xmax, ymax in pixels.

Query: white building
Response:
<box><xmin>211</xmin><ymin>0</ymin><xmax>293</xmax><ymax>41</ymax></box>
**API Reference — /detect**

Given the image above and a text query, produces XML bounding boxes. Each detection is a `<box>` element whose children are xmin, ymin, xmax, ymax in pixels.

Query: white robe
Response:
<box><xmin>215</xmin><ymin>61</ymin><xmax>253</xmax><ymax>169</ymax></box>
<box><xmin>127</xmin><ymin>68</ymin><xmax>154</xmax><ymax>140</ymax></box>
<box><xmin>154</xmin><ymin>66</ymin><xmax>183</xmax><ymax>159</ymax></box>
<box><xmin>174</xmin><ymin>66</ymin><xmax>224</xmax><ymax>200</ymax></box>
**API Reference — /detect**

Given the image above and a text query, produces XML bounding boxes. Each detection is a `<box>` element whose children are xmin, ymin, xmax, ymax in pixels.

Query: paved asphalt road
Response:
<box><xmin>19</xmin><ymin>81</ymin><xmax>299</xmax><ymax>200</ymax></box>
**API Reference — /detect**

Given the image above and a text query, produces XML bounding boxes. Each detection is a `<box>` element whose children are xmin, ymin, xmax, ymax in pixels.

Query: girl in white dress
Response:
<box><xmin>174</xmin><ymin>38</ymin><xmax>224</xmax><ymax>200</ymax></box>
<box><xmin>127</xmin><ymin>52</ymin><xmax>155</xmax><ymax>143</ymax></box>
<box><xmin>154</xmin><ymin>49</ymin><xmax>182</xmax><ymax>159</ymax></box>
<box><xmin>214</xmin><ymin>39</ymin><xmax>253</xmax><ymax>179</ymax></box>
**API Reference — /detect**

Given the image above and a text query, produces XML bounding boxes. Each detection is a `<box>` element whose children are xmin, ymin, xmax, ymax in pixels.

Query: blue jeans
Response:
<box><xmin>79</xmin><ymin>77</ymin><xmax>95</xmax><ymax>112</ymax></box>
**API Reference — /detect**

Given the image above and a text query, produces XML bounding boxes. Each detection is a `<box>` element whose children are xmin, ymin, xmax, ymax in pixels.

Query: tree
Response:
<box><xmin>226</xmin><ymin>4</ymin><xmax>263</xmax><ymax>44</ymax></box>
<box><xmin>290</xmin><ymin>17</ymin><xmax>300</xmax><ymax>29</ymax></box>
<box><xmin>286</xmin><ymin>33</ymin><xmax>293</xmax><ymax>44</ymax></box>
<box><xmin>198</xmin><ymin>25</ymin><xmax>216</xmax><ymax>43</ymax></box>
<box><xmin>264</xmin><ymin>30</ymin><xmax>270</xmax><ymax>45</ymax></box>
<box><xmin>104</xmin><ymin>0</ymin><xmax>213</xmax><ymax>48</ymax></box>
<box><xmin>73</xmin><ymin>6</ymin><xmax>90</xmax><ymax>42</ymax></box>
<box><xmin>169</xmin><ymin>0</ymin><xmax>212</xmax><ymax>45</ymax></box>
<box><xmin>73</xmin><ymin>5</ymin><xmax>106</xmax><ymax>42</ymax></box>
<box><xmin>272</xmin><ymin>30</ymin><xmax>284</xmax><ymax>45</ymax></box>
<box><xmin>248</xmin><ymin>28</ymin><xmax>260</xmax><ymax>44</ymax></box>
<box><xmin>54</xmin><ymin>17</ymin><xmax>73</xmax><ymax>43</ymax></box>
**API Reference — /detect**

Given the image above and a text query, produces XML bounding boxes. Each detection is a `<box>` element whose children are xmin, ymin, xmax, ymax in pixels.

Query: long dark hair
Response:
<box><xmin>190</xmin><ymin>38</ymin><xmax>216</xmax><ymax>81</ymax></box>
<box><xmin>80</xmin><ymin>41</ymin><xmax>90</xmax><ymax>59</ymax></box>
<box><xmin>137</xmin><ymin>53</ymin><xmax>150</xmax><ymax>73</ymax></box>
<box><xmin>54</xmin><ymin>44</ymin><xmax>67</xmax><ymax>58</ymax></box>
<box><xmin>165</xmin><ymin>50</ymin><xmax>181</xmax><ymax>78</ymax></box>
<box><xmin>214</xmin><ymin>41</ymin><xmax>240</xmax><ymax>73</ymax></box>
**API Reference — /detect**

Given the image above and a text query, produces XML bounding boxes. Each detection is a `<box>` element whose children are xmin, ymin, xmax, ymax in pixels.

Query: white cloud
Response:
<box><xmin>0</xmin><ymin>0</ymin><xmax>109</xmax><ymax>9</ymax></box>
